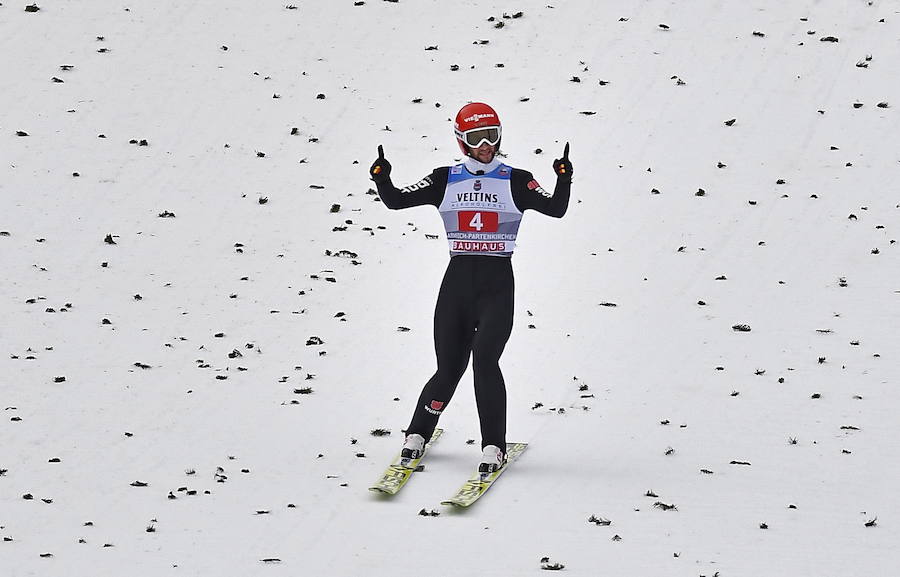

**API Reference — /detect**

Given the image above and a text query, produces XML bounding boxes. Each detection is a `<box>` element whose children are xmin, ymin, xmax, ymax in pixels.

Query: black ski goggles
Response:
<box><xmin>459</xmin><ymin>126</ymin><xmax>501</xmax><ymax>148</ymax></box>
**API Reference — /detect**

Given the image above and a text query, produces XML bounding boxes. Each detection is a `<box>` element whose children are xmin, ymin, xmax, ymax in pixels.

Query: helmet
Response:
<box><xmin>454</xmin><ymin>102</ymin><xmax>502</xmax><ymax>156</ymax></box>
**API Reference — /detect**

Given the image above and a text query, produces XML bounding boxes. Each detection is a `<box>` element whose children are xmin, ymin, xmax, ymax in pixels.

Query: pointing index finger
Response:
<box><xmin>377</xmin><ymin>144</ymin><xmax>385</xmax><ymax>159</ymax></box>
<box><xmin>563</xmin><ymin>142</ymin><xmax>570</xmax><ymax>159</ymax></box>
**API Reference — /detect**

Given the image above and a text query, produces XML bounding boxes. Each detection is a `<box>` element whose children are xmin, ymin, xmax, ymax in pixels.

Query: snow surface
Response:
<box><xmin>2</xmin><ymin>1</ymin><xmax>899</xmax><ymax>575</ymax></box>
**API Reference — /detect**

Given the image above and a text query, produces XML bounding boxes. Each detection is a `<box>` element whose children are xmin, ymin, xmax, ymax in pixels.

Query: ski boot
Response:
<box><xmin>478</xmin><ymin>444</ymin><xmax>507</xmax><ymax>478</ymax></box>
<box><xmin>400</xmin><ymin>433</ymin><xmax>426</xmax><ymax>466</ymax></box>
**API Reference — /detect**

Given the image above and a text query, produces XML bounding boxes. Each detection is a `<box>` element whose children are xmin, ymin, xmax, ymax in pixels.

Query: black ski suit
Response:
<box><xmin>375</xmin><ymin>160</ymin><xmax>570</xmax><ymax>450</ymax></box>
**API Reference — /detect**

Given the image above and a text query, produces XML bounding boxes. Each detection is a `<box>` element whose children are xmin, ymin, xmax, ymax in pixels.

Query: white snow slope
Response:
<box><xmin>2</xmin><ymin>1</ymin><xmax>899</xmax><ymax>576</ymax></box>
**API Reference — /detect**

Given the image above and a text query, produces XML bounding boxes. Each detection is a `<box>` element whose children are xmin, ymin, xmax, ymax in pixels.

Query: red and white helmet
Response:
<box><xmin>454</xmin><ymin>102</ymin><xmax>502</xmax><ymax>156</ymax></box>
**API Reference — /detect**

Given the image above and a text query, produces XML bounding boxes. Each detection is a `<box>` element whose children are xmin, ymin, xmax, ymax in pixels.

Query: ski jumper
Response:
<box><xmin>375</xmin><ymin>156</ymin><xmax>570</xmax><ymax>450</ymax></box>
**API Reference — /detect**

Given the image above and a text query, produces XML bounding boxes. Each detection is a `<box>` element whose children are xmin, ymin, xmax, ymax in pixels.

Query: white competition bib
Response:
<box><xmin>438</xmin><ymin>164</ymin><xmax>523</xmax><ymax>257</ymax></box>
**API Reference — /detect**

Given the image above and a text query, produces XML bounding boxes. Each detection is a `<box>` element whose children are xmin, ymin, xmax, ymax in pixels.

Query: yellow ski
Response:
<box><xmin>441</xmin><ymin>442</ymin><xmax>528</xmax><ymax>507</ymax></box>
<box><xmin>369</xmin><ymin>429</ymin><xmax>443</xmax><ymax>495</ymax></box>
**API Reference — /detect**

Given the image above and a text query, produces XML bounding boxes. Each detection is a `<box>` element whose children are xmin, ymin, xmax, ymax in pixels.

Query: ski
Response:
<box><xmin>440</xmin><ymin>442</ymin><xmax>528</xmax><ymax>508</ymax></box>
<box><xmin>368</xmin><ymin>428</ymin><xmax>443</xmax><ymax>495</ymax></box>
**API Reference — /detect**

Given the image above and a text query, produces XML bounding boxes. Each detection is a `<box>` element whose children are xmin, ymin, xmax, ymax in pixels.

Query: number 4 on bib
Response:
<box><xmin>459</xmin><ymin>211</ymin><xmax>498</xmax><ymax>233</ymax></box>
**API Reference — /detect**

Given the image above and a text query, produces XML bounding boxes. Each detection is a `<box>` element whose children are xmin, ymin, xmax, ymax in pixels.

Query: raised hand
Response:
<box><xmin>370</xmin><ymin>144</ymin><xmax>392</xmax><ymax>182</ymax></box>
<box><xmin>552</xmin><ymin>142</ymin><xmax>572</xmax><ymax>181</ymax></box>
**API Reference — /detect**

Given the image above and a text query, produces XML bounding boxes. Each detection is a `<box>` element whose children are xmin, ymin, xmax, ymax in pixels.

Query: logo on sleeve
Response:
<box><xmin>527</xmin><ymin>179</ymin><xmax>552</xmax><ymax>198</ymax></box>
<box><xmin>401</xmin><ymin>176</ymin><xmax>433</xmax><ymax>193</ymax></box>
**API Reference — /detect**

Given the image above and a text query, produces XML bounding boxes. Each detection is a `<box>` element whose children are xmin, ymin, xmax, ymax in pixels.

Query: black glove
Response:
<box><xmin>370</xmin><ymin>144</ymin><xmax>392</xmax><ymax>183</ymax></box>
<box><xmin>552</xmin><ymin>142</ymin><xmax>572</xmax><ymax>182</ymax></box>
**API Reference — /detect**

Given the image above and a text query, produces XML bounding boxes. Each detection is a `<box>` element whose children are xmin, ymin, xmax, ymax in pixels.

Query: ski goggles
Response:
<box><xmin>458</xmin><ymin>126</ymin><xmax>501</xmax><ymax>148</ymax></box>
